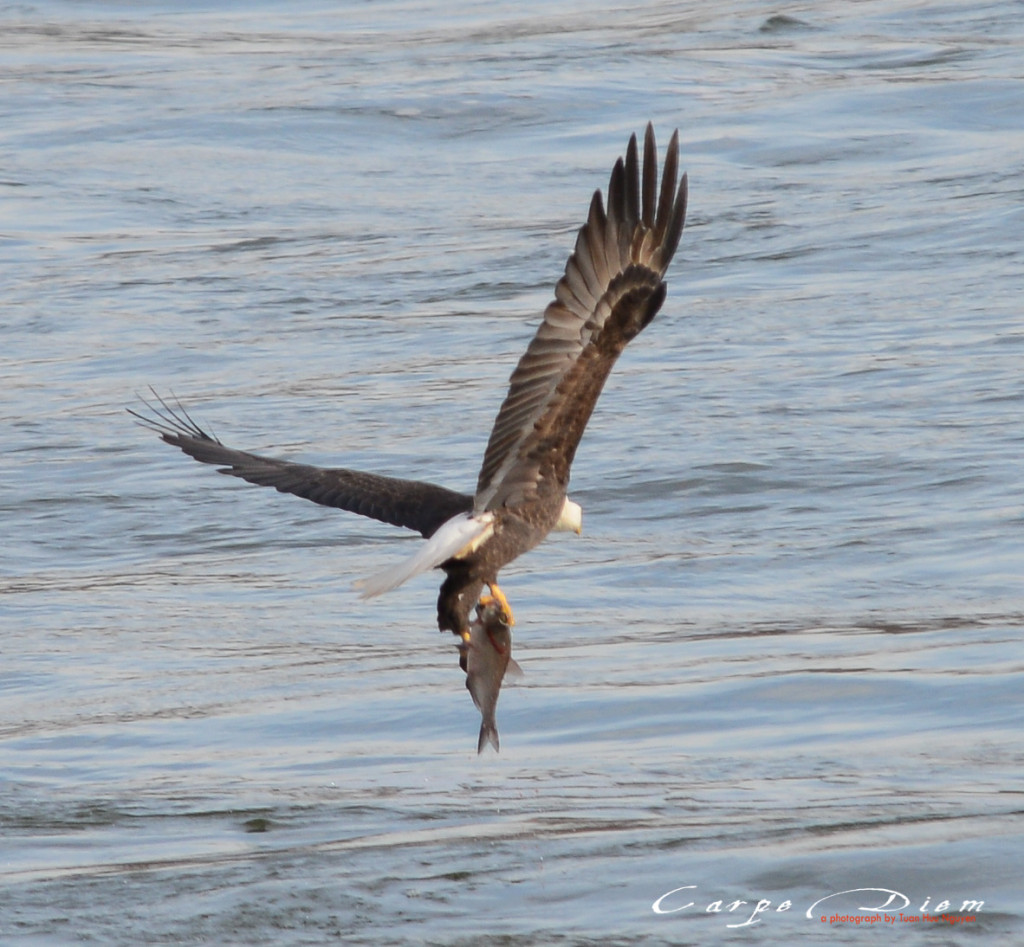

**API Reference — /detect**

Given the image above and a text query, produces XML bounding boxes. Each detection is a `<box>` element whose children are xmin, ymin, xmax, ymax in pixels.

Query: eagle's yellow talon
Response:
<box><xmin>481</xmin><ymin>583</ymin><xmax>515</xmax><ymax>626</ymax></box>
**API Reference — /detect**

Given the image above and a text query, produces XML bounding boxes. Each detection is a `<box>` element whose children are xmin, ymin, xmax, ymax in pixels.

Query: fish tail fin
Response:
<box><xmin>354</xmin><ymin>511</ymin><xmax>494</xmax><ymax>599</ymax></box>
<box><xmin>477</xmin><ymin>721</ymin><xmax>500</xmax><ymax>754</ymax></box>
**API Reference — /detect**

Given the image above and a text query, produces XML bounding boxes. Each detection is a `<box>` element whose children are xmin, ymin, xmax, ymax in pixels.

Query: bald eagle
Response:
<box><xmin>132</xmin><ymin>123</ymin><xmax>687</xmax><ymax>653</ymax></box>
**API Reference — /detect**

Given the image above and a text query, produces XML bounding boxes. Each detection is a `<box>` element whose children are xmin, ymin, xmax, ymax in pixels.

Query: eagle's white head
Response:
<box><xmin>555</xmin><ymin>497</ymin><xmax>583</xmax><ymax>535</ymax></box>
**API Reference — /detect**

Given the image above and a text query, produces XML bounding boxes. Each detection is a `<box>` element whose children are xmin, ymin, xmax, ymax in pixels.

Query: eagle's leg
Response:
<box><xmin>480</xmin><ymin>582</ymin><xmax>515</xmax><ymax>627</ymax></box>
<box><xmin>438</xmin><ymin>573</ymin><xmax>484</xmax><ymax>639</ymax></box>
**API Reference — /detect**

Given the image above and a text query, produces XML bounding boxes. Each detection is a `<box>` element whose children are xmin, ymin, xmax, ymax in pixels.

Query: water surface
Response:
<box><xmin>2</xmin><ymin>2</ymin><xmax>1022</xmax><ymax>943</ymax></box>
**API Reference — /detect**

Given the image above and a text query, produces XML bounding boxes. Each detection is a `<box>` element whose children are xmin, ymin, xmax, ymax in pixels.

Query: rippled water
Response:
<box><xmin>3</xmin><ymin>2</ymin><xmax>1023</xmax><ymax>943</ymax></box>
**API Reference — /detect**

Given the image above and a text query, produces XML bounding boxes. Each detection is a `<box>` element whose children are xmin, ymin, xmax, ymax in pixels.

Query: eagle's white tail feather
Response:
<box><xmin>354</xmin><ymin>512</ymin><xmax>494</xmax><ymax>600</ymax></box>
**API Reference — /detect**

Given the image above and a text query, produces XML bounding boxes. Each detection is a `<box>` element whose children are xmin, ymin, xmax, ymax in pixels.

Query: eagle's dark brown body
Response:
<box><xmin>437</xmin><ymin>492</ymin><xmax>565</xmax><ymax>637</ymax></box>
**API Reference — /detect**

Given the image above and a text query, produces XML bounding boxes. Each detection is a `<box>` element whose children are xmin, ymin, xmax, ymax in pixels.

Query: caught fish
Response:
<box><xmin>459</xmin><ymin>598</ymin><xmax>523</xmax><ymax>753</ymax></box>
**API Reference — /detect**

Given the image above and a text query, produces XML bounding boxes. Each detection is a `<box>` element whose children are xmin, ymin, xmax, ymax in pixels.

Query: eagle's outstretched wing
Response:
<box><xmin>475</xmin><ymin>124</ymin><xmax>687</xmax><ymax>512</ymax></box>
<box><xmin>129</xmin><ymin>392</ymin><xmax>472</xmax><ymax>539</ymax></box>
